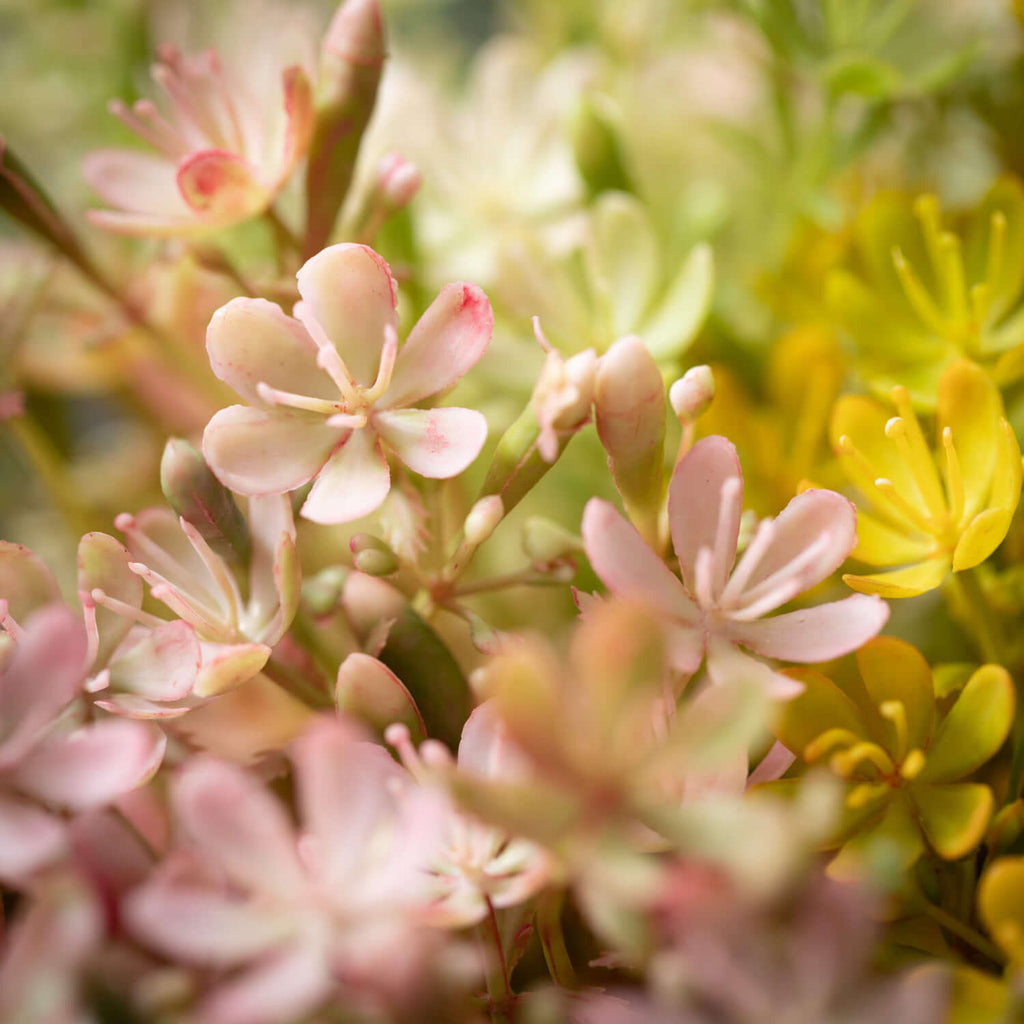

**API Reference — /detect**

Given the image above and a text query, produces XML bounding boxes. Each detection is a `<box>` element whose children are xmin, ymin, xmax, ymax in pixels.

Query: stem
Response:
<box><xmin>264</xmin><ymin>206</ymin><xmax>302</xmax><ymax>260</ymax></box>
<box><xmin>479</xmin><ymin>896</ymin><xmax>513</xmax><ymax>1024</ymax></box>
<box><xmin>536</xmin><ymin>891</ymin><xmax>575</xmax><ymax>988</ymax></box>
<box><xmin>948</xmin><ymin>568</ymin><xmax>1004</xmax><ymax>664</ymax></box>
<box><xmin>261</xmin><ymin>656</ymin><xmax>333</xmax><ymax>710</ymax></box>
<box><xmin>452</xmin><ymin>568</ymin><xmax>565</xmax><ymax>598</ymax></box>
<box><xmin>920</xmin><ymin>901</ymin><xmax>1005</xmax><ymax>966</ymax></box>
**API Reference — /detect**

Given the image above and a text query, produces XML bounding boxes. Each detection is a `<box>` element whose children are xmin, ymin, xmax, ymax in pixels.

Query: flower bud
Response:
<box><xmin>594</xmin><ymin>336</ymin><xmax>666</xmax><ymax>541</ymax></box>
<box><xmin>350</xmin><ymin>533</ymin><xmax>399</xmax><ymax>576</ymax></box>
<box><xmin>302</xmin><ymin>565</ymin><xmax>349</xmax><ymax>616</ymax></box>
<box><xmin>521</xmin><ymin>517</ymin><xmax>582</xmax><ymax>564</ymax></box>
<box><xmin>160</xmin><ymin>438</ymin><xmax>250</xmax><ymax>564</ymax></box>
<box><xmin>374</xmin><ymin>153</ymin><xmax>422</xmax><ymax>212</ymax></box>
<box><xmin>463</xmin><ymin>495</ymin><xmax>504</xmax><ymax>546</ymax></box>
<box><xmin>303</xmin><ymin>0</ymin><xmax>385</xmax><ymax>256</ymax></box>
<box><xmin>669</xmin><ymin>364</ymin><xmax>715</xmax><ymax>423</ymax></box>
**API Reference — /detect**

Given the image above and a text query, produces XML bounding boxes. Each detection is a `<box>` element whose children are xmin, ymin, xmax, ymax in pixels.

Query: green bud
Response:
<box><xmin>350</xmin><ymin>532</ymin><xmax>399</xmax><ymax>576</ymax></box>
<box><xmin>521</xmin><ymin>517</ymin><xmax>582</xmax><ymax>564</ymax></box>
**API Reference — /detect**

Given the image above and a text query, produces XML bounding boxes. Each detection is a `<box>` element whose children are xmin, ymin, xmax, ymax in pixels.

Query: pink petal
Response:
<box><xmin>203</xmin><ymin>405</ymin><xmax>342</xmax><ymax>495</ymax></box>
<box><xmin>14</xmin><ymin>720</ymin><xmax>165</xmax><ymax>810</ymax></box>
<box><xmin>85</xmin><ymin>208</ymin><xmax>200</xmax><ymax>237</ymax></box>
<box><xmin>173</xmin><ymin>757</ymin><xmax>306</xmax><ymax>898</ymax></box>
<box><xmin>176</xmin><ymin>149</ymin><xmax>269</xmax><ymax>221</ymax></box>
<box><xmin>194</xmin><ymin>641</ymin><xmax>272</xmax><ymax>698</ymax></box>
<box><xmin>197</xmin><ymin>943</ymin><xmax>333</xmax><ymax>1024</ymax></box>
<box><xmin>581</xmin><ymin>499</ymin><xmax>698</xmax><ymax>622</ymax></box>
<box><xmin>382</xmin><ymin>283</ymin><xmax>493</xmax><ymax>407</ymax></box>
<box><xmin>246</xmin><ymin>495</ymin><xmax>299</xmax><ymax>641</ymax></box>
<box><xmin>291</xmin><ymin>717</ymin><xmax>406</xmax><ymax>892</ymax></box>
<box><xmin>373</xmin><ymin>407</ymin><xmax>487</xmax><ymax>478</ymax></box>
<box><xmin>127</xmin><ymin>880</ymin><xmax>295</xmax><ymax>967</ymax></box>
<box><xmin>206</xmin><ymin>298</ymin><xmax>333</xmax><ymax>406</ymax></box>
<box><xmin>667</xmin><ymin>435</ymin><xmax>742</xmax><ymax>595</ymax></box>
<box><xmin>725</xmin><ymin>594</ymin><xmax>889</xmax><ymax>663</ymax></box>
<box><xmin>705</xmin><ymin>636</ymin><xmax>804</xmax><ymax>700</ymax></box>
<box><xmin>84</xmin><ymin>149</ymin><xmax>188</xmax><ymax>215</ymax></box>
<box><xmin>295</xmin><ymin>244</ymin><xmax>398</xmax><ymax>388</ymax></box>
<box><xmin>299</xmin><ymin>428</ymin><xmax>390</xmax><ymax>524</ymax></box>
<box><xmin>0</xmin><ymin>795</ymin><xmax>67</xmax><ymax>884</ymax></box>
<box><xmin>746</xmin><ymin>741</ymin><xmax>796</xmax><ymax>788</ymax></box>
<box><xmin>734</xmin><ymin>488</ymin><xmax>857</xmax><ymax>602</ymax></box>
<box><xmin>0</xmin><ymin>541</ymin><xmax>61</xmax><ymax>621</ymax></box>
<box><xmin>457</xmin><ymin>701</ymin><xmax>531</xmax><ymax>781</ymax></box>
<box><xmin>108</xmin><ymin>621</ymin><xmax>200</xmax><ymax>700</ymax></box>
<box><xmin>0</xmin><ymin>605</ymin><xmax>87</xmax><ymax>768</ymax></box>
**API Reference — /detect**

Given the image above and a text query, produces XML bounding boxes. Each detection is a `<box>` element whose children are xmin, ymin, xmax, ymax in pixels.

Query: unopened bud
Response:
<box><xmin>375</xmin><ymin>153</ymin><xmax>421</xmax><ymax>212</ymax></box>
<box><xmin>463</xmin><ymin>495</ymin><xmax>504</xmax><ymax>546</ymax></box>
<box><xmin>350</xmin><ymin>533</ymin><xmax>399</xmax><ymax>576</ymax></box>
<box><xmin>521</xmin><ymin>517</ymin><xmax>582</xmax><ymax>563</ymax></box>
<box><xmin>301</xmin><ymin>566</ymin><xmax>349</xmax><ymax>615</ymax></box>
<box><xmin>669</xmin><ymin>365</ymin><xmax>715</xmax><ymax>422</ymax></box>
<box><xmin>160</xmin><ymin>438</ymin><xmax>249</xmax><ymax>564</ymax></box>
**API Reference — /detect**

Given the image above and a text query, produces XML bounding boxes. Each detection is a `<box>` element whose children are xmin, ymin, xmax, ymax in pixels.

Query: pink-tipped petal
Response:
<box><xmin>14</xmin><ymin>720</ymin><xmax>165</xmax><ymax>810</ymax></box>
<box><xmin>197</xmin><ymin>943</ymin><xmax>333</xmax><ymax>1024</ymax></box>
<box><xmin>108</xmin><ymin>621</ymin><xmax>200</xmax><ymax>701</ymax></box>
<box><xmin>581</xmin><ymin>499</ymin><xmax>698</xmax><ymax>622</ymax></box>
<box><xmin>176</xmin><ymin>149</ymin><xmax>269</xmax><ymax>222</ymax></box>
<box><xmin>295</xmin><ymin>245</ymin><xmax>398</xmax><ymax>387</ymax></box>
<box><xmin>203</xmin><ymin>405</ymin><xmax>342</xmax><ymax>496</ymax></box>
<box><xmin>668</xmin><ymin>436</ymin><xmax>743</xmax><ymax>594</ymax></box>
<box><xmin>0</xmin><ymin>541</ymin><xmax>62</xmax><ymax>622</ymax></box>
<box><xmin>299</xmin><ymin>428</ymin><xmax>390</xmax><ymax>524</ymax></box>
<box><xmin>705</xmin><ymin>636</ymin><xmax>805</xmax><ymax>700</ymax></box>
<box><xmin>457</xmin><ymin>701</ymin><xmax>530</xmax><ymax>780</ymax></box>
<box><xmin>0</xmin><ymin>795</ymin><xmax>67</xmax><ymax>884</ymax></box>
<box><xmin>291</xmin><ymin>718</ymin><xmax>405</xmax><ymax>893</ymax></box>
<box><xmin>127</xmin><ymin>881</ymin><xmax>295</xmax><ymax>968</ymax></box>
<box><xmin>173</xmin><ymin>757</ymin><xmax>306</xmax><ymax>898</ymax></box>
<box><xmin>726</xmin><ymin>594</ymin><xmax>889</xmax><ymax>663</ymax></box>
<box><xmin>382</xmin><ymin>283</ymin><xmax>493</xmax><ymax>407</ymax></box>
<box><xmin>84</xmin><ymin>149</ymin><xmax>188</xmax><ymax>215</ymax></box>
<box><xmin>206</xmin><ymin>298</ymin><xmax>332</xmax><ymax>406</ymax></box>
<box><xmin>373</xmin><ymin>407</ymin><xmax>487</xmax><ymax>478</ymax></box>
<box><xmin>194</xmin><ymin>642</ymin><xmax>272</xmax><ymax>697</ymax></box>
<box><xmin>736</xmin><ymin>488</ymin><xmax>857</xmax><ymax>599</ymax></box>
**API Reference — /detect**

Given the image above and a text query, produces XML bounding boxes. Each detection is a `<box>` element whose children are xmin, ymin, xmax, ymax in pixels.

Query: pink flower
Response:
<box><xmin>581</xmin><ymin>436</ymin><xmax>889</xmax><ymax>698</ymax></box>
<box><xmin>202</xmin><ymin>244</ymin><xmax>493</xmax><ymax>524</ymax></box>
<box><xmin>126</xmin><ymin>718</ymin><xmax>447</xmax><ymax>1023</ymax></box>
<box><xmin>84</xmin><ymin>44</ymin><xmax>313</xmax><ymax>236</ymax></box>
<box><xmin>0</xmin><ymin>605</ymin><xmax>166</xmax><ymax>885</ymax></box>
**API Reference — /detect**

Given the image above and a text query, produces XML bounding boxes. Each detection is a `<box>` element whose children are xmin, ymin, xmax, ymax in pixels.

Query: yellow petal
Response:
<box><xmin>952</xmin><ymin>509</ymin><xmax>1014</xmax><ymax>572</ymax></box>
<box><xmin>912</xmin><ymin>782</ymin><xmax>994</xmax><ymax>859</ymax></box>
<box><xmin>828</xmin><ymin>795</ymin><xmax>924</xmax><ymax>880</ymax></box>
<box><xmin>978</xmin><ymin>856</ymin><xmax>1024</xmax><ymax>966</ymax></box>
<box><xmin>855</xmin><ymin>637</ymin><xmax>934</xmax><ymax>754</ymax></box>
<box><xmin>965</xmin><ymin>176</ymin><xmax>1024</xmax><ymax>323</ymax></box>
<box><xmin>853</xmin><ymin>509</ymin><xmax>936</xmax><ymax>567</ymax></box>
<box><xmin>843</xmin><ymin>557</ymin><xmax>950</xmax><ymax>598</ymax></box>
<box><xmin>773</xmin><ymin>668</ymin><xmax>868</xmax><ymax>762</ymax></box>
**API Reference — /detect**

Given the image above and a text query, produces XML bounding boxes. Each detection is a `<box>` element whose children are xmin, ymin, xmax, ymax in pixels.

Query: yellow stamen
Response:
<box><xmin>874</xmin><ymin>478</ymin><xmax>937</xmax><ymax>535</ymax></box>
<box><xmin>971</xmin><ymin>282</ymin><xmax>992</xmax><ymax>329</ymax></box>
<box><xmin>914</xmin><ymin>194</ymin><xmax>945</xmax><ymax>275</ymax></box>
<box><xmin>830</xmin><ymin>741</ymin><xmax>895</xmax><ymax>780</ymax></box>
<box><xmin>940</xmin><ymin>232</ymin><xmax>968</xmax><ymax>324</ymax></box>
<box><xmin>988</xmin><ymin>210</ymin><xmax>1007</xmax><ymax>288</ymax></box>
<box><xmin>847</xmin><ymin>782</ymin><xmax>889</xmax><ymax>809</ymax></box>
<box><xmin>900</xmin><ymin>749</ymin><xmax>926</xmax><ymax>780</ymax></box>
<box><xmin>941</xmin><ymin>427</ymin><xmax>965</xmax><ymax>527</ymax></box>
<box><xmin>893</xmin><ymin>247</ymin><xmax>947</xmax><ymax>335</ymax></box>
<box><xmin>804</xmin><ymin>727</ymin><xmax>863</xmax><ymax>763</ymax></box>
<box><xmin>891</xmin><ymin>386</ymin><xmax>948</xmax><ymax>519</ymax></box>
<box><xmin>879</xmin><ymin>699</ymin><xmax>909</xmax><ymax>762</ymax></box>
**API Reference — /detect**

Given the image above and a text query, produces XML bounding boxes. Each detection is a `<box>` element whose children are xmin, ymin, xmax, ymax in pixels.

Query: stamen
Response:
<box><xmin>152</xmin><ymin>61</ymin><xmax>223</xmax><ymax>149</ymax></box>
<box><xmin>873</xmin><ymin>479</ymin><xmax>936</xmax><ymax>534</ymax></box>
<box><xmin>294</xmin><ymin>302</ymin><xmax>362</xmax><ymax>407</ymax></box>
<box><xmin>89</xmin><ymin>588</ymin><xmax>167</xmax><ymax>629</ymax></box>
<box><xmin>914</xmin><ymin>194</ymin><xmax>946</xmax><ymax>280</ymax></box>
<box><xmin>988</xmin><ymin>210</ymin><xmax>1007</xmax><ymax>287</ymax></box>
<box><xmin>971</xmin><ymin>282</ymin><xmax>992</xmax><ymax>329</ymax></box>
<box><xmin>178</xmin><ymin>517</ymin><xmax>243</xmax><ymax>632</ymax></box>
<box><xmin>940</xmin><ymin>232</ymin><xmax>968</xmax><ymax>324</ymax></box>
<box><xmin>878</xmin><ymin>699</ymin><xmax>908</xmax><ymax>762</ymax></box>
<box><xmin>728</xmin><ymin>531</ymin><xmax>832</xmax><ymax>620</ymax></box>
<box><xmin>114</xmin><ymin>513</ymin><xmax>203</xmax><ymax>593</ymax></box>
<box><xmin>830</xmin><ymin>741</ymin><xmax>895</xmax><ymax>779</ymax></box>
<box><xmin>108</xmin><ymin>99</ymin><xmax>184</xmax><ymax>160</ymax></box>
<box><xmin>79</xmin><ymin>593</ymin><xmax>101</xmax><ymax>670</ymax></box>
<box><xmin>883</xmin><ymin>415</ymin><xmax>945</xmax><ymax>522</ymax></box>
<box><xmin>720</xmin><ymin>517</ymin><xmax>776</xmax><ymax>605</ymax></box>
<box><xmin>325</xmin><ymin>412</ymin><xmax>367</xmax><ymax>430</ymax></box>
<box><xmin>709</xmin><ymin>476</ymin><xmax>742</xmax><ymax>599</ymax></box>
<box><xmin>363</xmin><ymin>323</ymin><xmax>398</xmax><ymax>404</ymax></box>
<box><xmin>532</xmin><ymin>315</ymin><xmax>554</xmax><ymax>354</ymax></box>
<box><xmin>255</xmin><ymin>381</ymin><xmax>342</xmax><ymax>416</ymax></box>
<box><xmin>893</xmin><ymin>247</ymin><xmax>948</xmax><ymax>335</ymax></box>
<box><xmin>693</xmin><ymin>545</ymin><xmax>717</xmax><ymax>610</ymax></box>
<box><xmin>900</xmin><ymin>749</ymin><xmax>926</xmax><ymax>780</ymax></box>
<box><xmin>385</xmin><ymin>723</ymin><xmax>424</xmax><ymax>778</ymax></box>
<box><xmin>203</xmin><ymin>49</ymin><xmax>246</xmax><ymax>154</ymax></box>
<box><xmin>804</xmin><ymin>727</ymin><xmax>865</xmax><ymax>762</ymax></box>
<box><xmin>847</xmin><ymin>782</ymin><xmax>889</xmax><ymax>809</ymax></box>
<box><xmin>941</xmin><ymin>427</ymin><xmax>965</xmax><ymax>526</ymax></box>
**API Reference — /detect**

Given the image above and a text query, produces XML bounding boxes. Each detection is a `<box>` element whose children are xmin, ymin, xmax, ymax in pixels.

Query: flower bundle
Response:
<box><xmin>4</xmin><ymin>1</ymin><xmax>1024</xmax><ymax>1022</ymax></box>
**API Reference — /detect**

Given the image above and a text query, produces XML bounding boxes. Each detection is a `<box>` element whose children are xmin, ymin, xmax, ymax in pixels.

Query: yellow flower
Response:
<box><xmin>830</xmin><ymin>359</ymin><xmax>1021</xmax><ymax>598</ymax></box>
<box><xmin>828</xmin><ymin>178</ymin><xmax>1024</xmax><ymax>405</ymax></box>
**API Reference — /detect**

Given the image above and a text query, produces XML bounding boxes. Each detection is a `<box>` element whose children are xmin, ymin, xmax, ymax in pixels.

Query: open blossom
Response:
<box><xmin>203</xmin><ymin>244</ymin><xmax>493</xmax><ymax>524</ymax></box>
<box><xmin>84</xmin><ymin>43</ymin><xmax>313</xmax><ymax>235</ymax></box>
<box><xmin>126</xmin><ymin>718</ymin><xmax>447</xmax><ymax>1024</ymax></box>
<box><xmin>582</xmin><ymin>436</ymin><xmax>889</xmax><ymax>698</ymax></box>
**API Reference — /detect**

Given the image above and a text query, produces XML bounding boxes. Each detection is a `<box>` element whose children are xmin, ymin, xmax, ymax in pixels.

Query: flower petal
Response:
<box><xmin>299</xmin><ymin>428</ymin><xmax>390</xmax><ymax>524</ymax></box>
<box><xmin>855</xmin><ymin>637</ymin><xmax>934</xmax><ymax>753</ymax></box>
<box><xmin>173</xmin><ymin>756</ymin><xmax>306</xmax><ymax>897</ymax></box>
<box><xmin>383</xmin><ymin>283</ymin><xmax>493</xmax><ymax>407</ymax></box>
<box><xmin>581</xmin><ymin>498</ymin><xmax>697</xmax><ymax>622</ymax></box>
<box><xmin>335</xmin><ymin>653</ymin><xmax>426</xmax><ymax>743</ymax></box>
<box><xmin>84</xmin><ymin>149</ymin><xmax>188</xmax><ymax>215</ymax></box>
<box><xmin>705</xmin><ymin>637</ymin><xmax>804</xmax><ymax>700</ymax></box>
<box><xmin>852</xmin><ymin>510</ymin><xmax>936</xmax><ymax>567</ymax></box>
<box><xmin>194</xmin><ymin>642</ymin><xmax>272</xmax><ymax>697</ymax></box>
<box><xmin>373</xmin><ymin>407</ymin><xmax>487</xmax><ymax>478</ymax></box>
<box><xmin>668</xmin><ymin>435</ymin><xmax>742</xmax><ymax>594</ymax></box>
<box><xmin>842</xmin><ymin>557</ymin><xmax>950</xmax><ymax>598</ymax></box>
<box><xmin>207</xmin><ymin>298</ymin><xmax>332</xmax><ymax>406</ymax></box>
<box><xmin>14</xmin><ymin>720</ymin><xmax>165</xmax><ymax>810</ymax></box>
<box><xmin>0</xmin><ymin>795</ymin><xmax>67</xmax><ymax>884</ymax></box>
<box><xmin>176</xmin><ymin>149</ymin><xmax>269</xmax><ymax>222</ymax></box>
<box><xmin>127</xmin><ymin>880</ymin><xmax>295</xmax><ymax>967</ymax></box>
<box><xmin>203</xmin><ymin>405</ymin><xmax>341</xmax><ymax>496</ymax></box>
<box><xmin>913</xmin><ymin>783</ymin><xmax>993</xmax><ymax>860</ymax></box>
<box><xmin>108</xmin><ymin>621</ymin><xmax>200</xmax><ymax>700</ymax></box>
<box><xmin>295</xmin><ymin>244</ymin><xmax>398</xmax><ymax>387</ymax></box>
<box><xmin>727</xmin><ymin>594</ymin><xmax>889</xmax><ymax>664</ymax></box>
<box><xmin>0</xmin><ymin>541</ymin><xmax>61</xmax><ymax>622</ymax></box>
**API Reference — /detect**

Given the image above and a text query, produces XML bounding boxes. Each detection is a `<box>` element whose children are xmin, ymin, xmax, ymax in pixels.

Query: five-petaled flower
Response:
<box><xmin>85</xmin><ymin>43</ymin><xmax>313</xmax><ymax>235</ymax></box>
<box><xmin>581</xmin><ymin>435</ymin><xmax>889</xmax><ymax>699</ymax></box>
<box><xmin>202</xmin><ymin>244</ymin><xmax>493</xmax><ymax>524</ymax></box>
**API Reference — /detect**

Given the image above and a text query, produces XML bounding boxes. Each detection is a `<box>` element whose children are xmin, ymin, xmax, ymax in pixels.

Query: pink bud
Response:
<box><xmin>670</xmin><ymin>365</ymin><xmax>715</xmax><ymax>422</ymax></box>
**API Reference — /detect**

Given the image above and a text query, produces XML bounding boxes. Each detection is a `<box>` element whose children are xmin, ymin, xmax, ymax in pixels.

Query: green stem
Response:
<box><xmin>261</xmin><ymin>657</ymin><xmax>333</xmax><ymax>710</ymax></box>
<box><xmin>536</xmin><ymin>891</ymin><xmax>575</xmax><ymax>988</ymax></box>
<box><xmin>479</xmin><ymin>896</ymin><xmax>514</xmax><ymax>1024</ymax></box>
<box><xmin>948</xmin><ymin>568</ymin><xmax>1004</xmax><ymax>664</ymax></box>
<box><xmin>920</xmin><ymin>901</ymin><xmax>1005</xmax><ymax>966</ymax></box>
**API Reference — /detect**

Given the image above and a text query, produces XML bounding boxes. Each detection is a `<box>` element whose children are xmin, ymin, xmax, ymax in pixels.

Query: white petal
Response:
<box><xmin>705</xmin><ymin>636</ymin><xmax>804</xmax><ymax>700</ymax></box>
<box><xmin>84</xmin><ymin>149</ymin><xmax>189</xmax><ymax>215</ymax></box>
<box><xmin>373</xmin><ymin>407</ymin><xmax>487</xmax><ymax>478</ymax></box>
<box><xmin>299</xmin><ymin>428</ymin><xmax>390</xmax><ymax>524</ymax></box>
